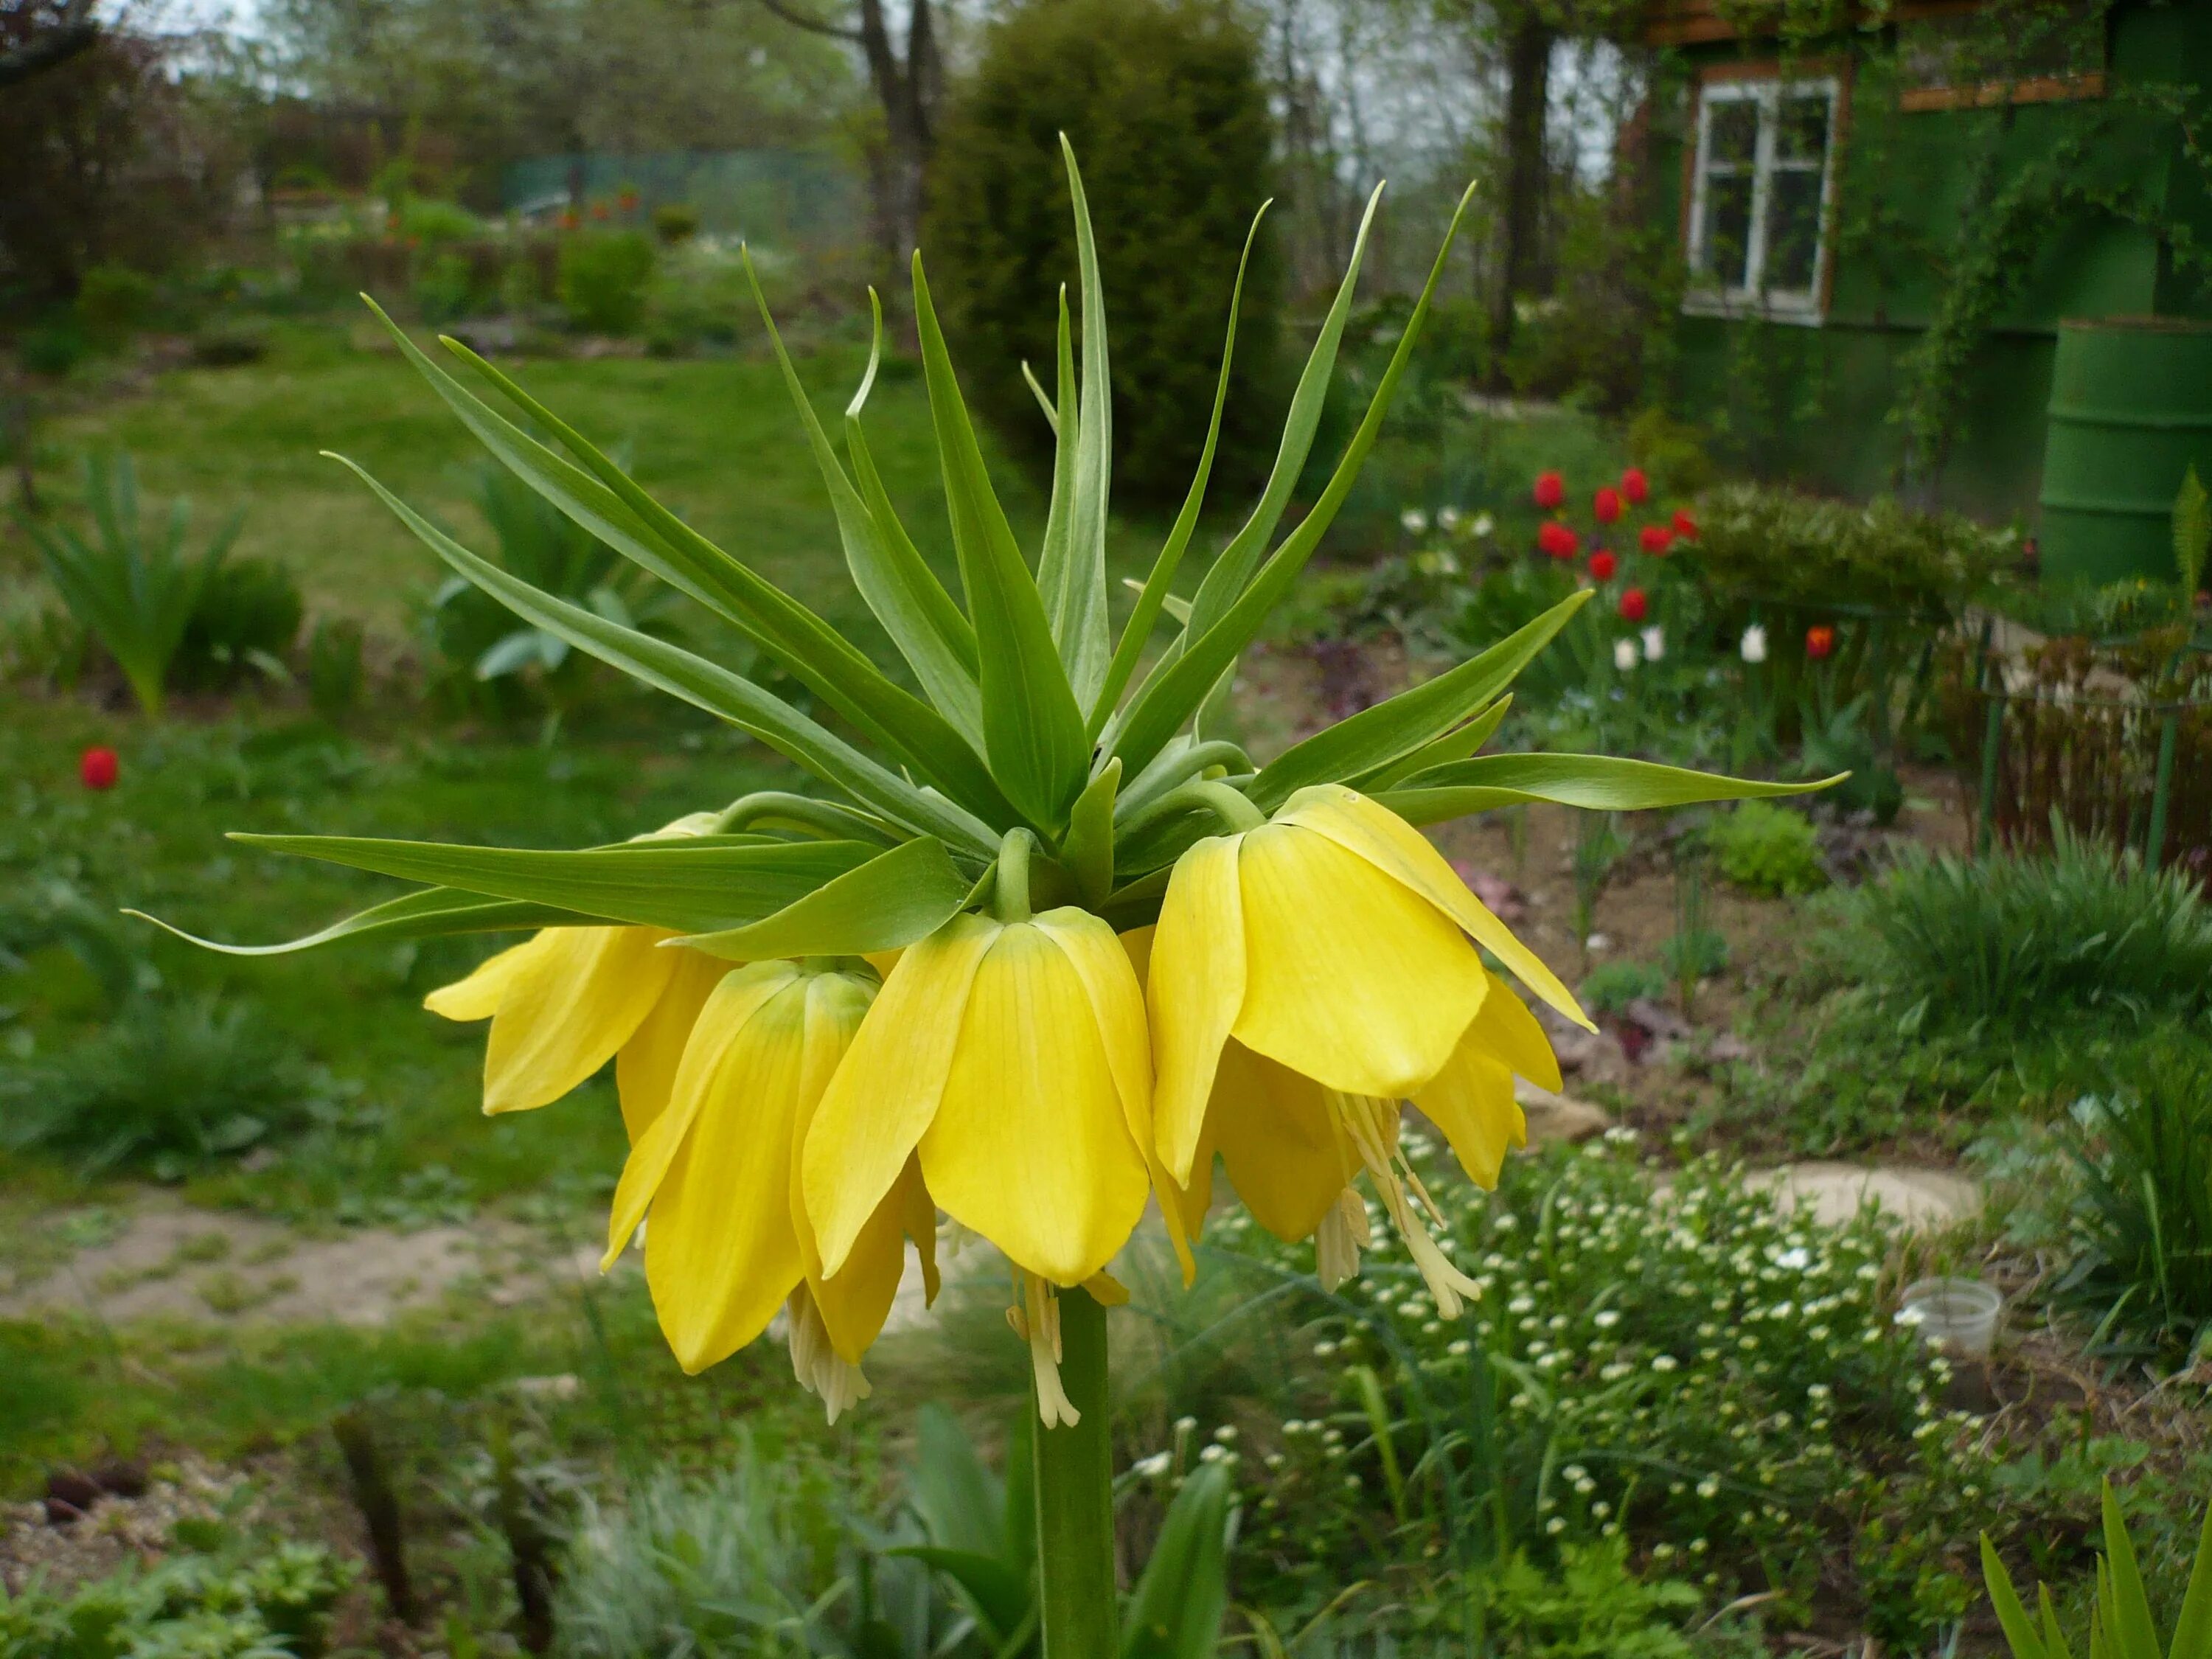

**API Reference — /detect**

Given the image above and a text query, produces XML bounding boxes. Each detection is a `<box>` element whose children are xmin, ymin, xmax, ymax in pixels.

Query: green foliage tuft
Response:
<box><xmin>557</xmin><ymin>232</ymin><xmax>657</xmax><ymax>335</ymax></box>
<box><xmin>2174</xmin><ymin>465</ymin><xmax>2209</xmax><ymax>598</ymax></box>
<box><xmin>0</xmin><ymin>1539</ymin><xmax>353</xmax><ymax>1659</ymax></box>
<box><xmin>175</xmin><ymin>557</ymin><xmax>304</xmax><ymax>692</ymax></box>
<box><xmin>1581</xmin><ymin>958</ymin><xmax>1668</xmax><ymax>1016</ymax></box>
<box><xmin>925</xmin><ymin>0</ymin><xmax>1283</xmax><ymax>504</ymax></box>
<box><xmin>1691</xmin><ymin>484</ymin><xmax>2016</xmax><ymax>616</ymax></box>
<box><xmin>1708</xmin><ymin>801</ymin><xmax>1826</xmax><ymax>897</ymax></box>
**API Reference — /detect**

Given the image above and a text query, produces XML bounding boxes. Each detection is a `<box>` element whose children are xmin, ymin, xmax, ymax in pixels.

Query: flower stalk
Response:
<box><xmin>1032</xmin><ymin>1286</ymin><xmax>1117</xmax><ymax>1659</ymax></box>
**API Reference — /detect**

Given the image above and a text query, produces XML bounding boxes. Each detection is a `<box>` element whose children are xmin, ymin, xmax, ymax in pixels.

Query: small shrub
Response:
<box><xmin>925</xmin><ymin>0</ymin><xmax>1284</xmax><ymax>504</ymax></box>
<box><xmin>2055</xmin><ymin>1037</ymin><xmax>2212</xmax><ymax>1363</ymax></box>
<box><xmin>1471</xmin><ymin>1540</ymin><xmax>1701</xmax><ymax>1659</ymax></box>
<box><xmin>75</xmin><ymin>263</ymin><xmax>161</xmax><ymax>347</ymax></box>
<box><xmin>1661</xmin><ymin>925</ymin><xmax>1729</xmax><ymax>984</ymax></box>
<box><xmin>18</xmin><ymin>319</ymin><xmax>89</xmax><ymax>376</ymax></box>
<box><xmin>190</xmin><ymin>325</ymin><xmax>269</xmax><ymax>367</ymax></box>
<box><xmin>1581</xmin><ymin>958</ymin><xmax>1668</xmax><ymax>1015</ymax></box>
<box><xmin>1708</xmin><ymin>801</ymin><xmax>1826</xmax><ymax>897</ymax></box>
<box><xmin>0</xmin><ymin>1539</ymin><xmax>352</xmax><ymax>1659</ymax></box>
<box><xmin>306</xmin><ymin>617</ymin><xmax>365</xmax><ymax>719</ymax></box>
<box><xmin>557</xmin><ymin>232</ymin><xmax>656</xmax><ymax>334</ymax></box>
<box><xmin>13</xmin><ymin>451</ymin><xmax>242</xmax><ymax>716</ymax></box>
<box><xmin>651</xmin><ymin>202</ymin><xmax>700</xmax><ymax>244</ymax></box>
<box><xmin>1691</xmin><ymin>484</ymin><xmax>2016</xmax><ymax>617</ymax></box>
<box><xmin>0</xmin><ymin>995</ymin><xmax>307</xmax><ymax>1180</ymax></box>
<box><xmin>174</xmin><ymin>556</ymin><xmax>303</xmax><ymax>691</ymax></box>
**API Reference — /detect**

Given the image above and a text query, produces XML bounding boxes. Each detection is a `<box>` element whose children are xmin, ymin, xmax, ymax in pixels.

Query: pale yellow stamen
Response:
<box><xmin>1329</xmin><ymin>1093</ymin><xmax>1482</xmax><ymax>1317</ymax></box>
<box><xmin>1006</xmin><ymin>1273</ymin><xmax>1080</xmax><ymax>1427</ymax></box>
<box><xmin>786</xmin><ymin>1288</ymin><xmax>870</xmax><ymax>1425</ymax></box>
<box><xmin>1315</xmin><ymin>1186</ymin><xmax>1370</xmax><ymax>1292</ymax></box>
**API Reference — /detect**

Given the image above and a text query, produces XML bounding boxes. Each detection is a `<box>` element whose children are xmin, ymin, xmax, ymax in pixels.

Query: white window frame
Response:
<box><xmin>1683</xmin><ymin>74</ymin><xmax>1842</xmax><ymax>326</ymax></box>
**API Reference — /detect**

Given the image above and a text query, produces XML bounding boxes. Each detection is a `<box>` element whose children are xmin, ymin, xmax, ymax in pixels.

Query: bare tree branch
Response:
<box><xmin>749</xmin><ymin>0</ymin><xmax>861</xmax><ymax>44</ymax></box>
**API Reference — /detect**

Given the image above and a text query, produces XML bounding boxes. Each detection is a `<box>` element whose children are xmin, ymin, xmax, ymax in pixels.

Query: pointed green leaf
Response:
<box><xmin>1394</xmin><ymin>754</ymin><xmax>1846</xmax><ymax>813</ymax></box>
<box><xmin>1251</xmin><ymin>591</ymin><xmax>1590</xmax><ymax>810</ymax></box>
<box><xmin>908</xmin><ymin>1402</ymin><xmax>1012</xmax><ymax>1563</ymax></box>
<box><xmin>1355</xmin><ymin>696</ymin><xmax>1512</xmax><ymax>790</ymax></box>
<box><xmin>1121</xmin><ymin>1463</ymin><xmax>1234</xmax><ymax>1659</ymax></box>
<box><xmin>2104</xmin><ymin>1482</ymin><xmax>2162</xmax><ymax>1659</ymax></box>
<box><xmin>1112</xmin><ymin>182</ymin><xmax>1474</xmax><ymax>779</ymax></box>
<box><xmin>126</xmin><ymin>886</ymin><xmax>583</xmax><ymax>957</ymax></box>
<box><xmin>2042</xmin><ymin>1586</ymin><xmax>2078</xmax><ymax>1659</ymax></box>
<box><xmin>364</xmin><ymin>301</ymin><xmax>1006</xmax><ymax>821</ymax></box>
<box><xmin>1180</xmin><ymin>184</ymin><xmax>1382</xmax><ymax>645</ymax></box>
<box><xmin>2168</xmin><ymin>1497</ymin><xmax>2212</xmax><ymax>1659</ymax></box>
<box><xmin>229</xmin><ymin>832</ymin><xmax>877</xmax><ymax>935</ymax></box>
<box><xmin>667</xmin><ymin>836</ymin><xmax>967</xmax><ymax>960</ymax></box>
<box><xmin>1063</xmin><ymin>759</ymin><xmax>1121</xmax><ymax>908</ymax></box>
<box><xmin>1060</xmin><ymin>136</ymin><xmax>1113</xmax><ymax>710</ymax></box>
<box><xmin>1091</xmin><ymin>204</ymin><xmax>1269</xmax><ymax>737</ymax></box>
<box><xmin>1035</xmin><ymin>287</ymin><xmax>1086</xmax><ymax>686</ymax></box>
<box><xmin>1983</xmin><ymin>1534</ymin><xmax>2050</xmax><ymax>1659</ymax></box>
<box><xmin>755</xmin><ymin>274</ymin><xmax>987</xmax><ymax>746</ymax></box>
<box><xmin>329</xmin><ymin>453</ymin><xmax>995</xmax><ymax>852</ymax></box>
<box><xmin>911</xmin><ymin>252</ymin><xmax>1089</xmax><ymax>830</ymax></box>
<box><xmin>892</xmin><ymin>1548</ymin><xmax>1032</xmax><ymax>1644</ymax></box>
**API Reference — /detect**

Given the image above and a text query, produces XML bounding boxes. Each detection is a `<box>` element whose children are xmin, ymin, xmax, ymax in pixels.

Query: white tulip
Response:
<box><xmin>1641</xmin><ymin>625</ymin><xmax>1666</xmax><ymax>661</ymax></box>
<box><xmin>1741</xmin><ymin>624</ymin><xmax>1769</xmax><ymax>664</ymax></box>
<box><xmin>1613</xmin><ymin>637</ymin><xmax>1640</xmax><ymax>672</ymax></box>
<box><xmin>1400</xmin><ymin>508</ymin><xmax>1427</xmax><ymax>534</ymax></box>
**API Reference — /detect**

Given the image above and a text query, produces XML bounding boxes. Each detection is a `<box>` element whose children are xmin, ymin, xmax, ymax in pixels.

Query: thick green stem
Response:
<box><xmin>1033</xmin><ymin>1287</ymin><xmax>1117</xmax><ymax>1659</ymax></box>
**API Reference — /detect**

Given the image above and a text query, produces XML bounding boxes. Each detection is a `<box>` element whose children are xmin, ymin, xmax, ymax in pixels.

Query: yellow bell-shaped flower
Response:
<box><xmin>599</xmin><ymin>959</ymin><xmax>938</xmax><ymax>1412</ymax></box>
<box><xmin>1144</xmin><ymin>784</ymin><xmax>1585</xmax><ymax>1312</ymax></box>
<box><xmin>421</xmin><ymin>811</ymin><xmax>726</xmax><ymax>1130</ymax></box>
<box><xmin>801</xmin><ymin>907</ymin><xmax>1155</xmax><ymax>1293</ymax></box>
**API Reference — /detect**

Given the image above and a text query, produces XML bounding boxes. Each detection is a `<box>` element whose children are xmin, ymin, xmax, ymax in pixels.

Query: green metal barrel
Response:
<box><xmin>2039</xmin><ymin>317</ymin><xmax>2212</xmax><ymax>586</ymax></box>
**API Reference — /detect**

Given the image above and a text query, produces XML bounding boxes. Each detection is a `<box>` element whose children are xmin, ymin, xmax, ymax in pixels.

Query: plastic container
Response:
<box><xmin>1896</xmin><ymin>1277</ymin><xmax>2003</xmax><ymax>1358</ymax></box>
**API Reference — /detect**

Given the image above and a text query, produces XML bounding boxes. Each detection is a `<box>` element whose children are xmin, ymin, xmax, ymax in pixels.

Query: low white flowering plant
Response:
<box><xmin>1143</xmin><ymin>1130</ymin><xmax>2006</xmax><ymax>1642</ymax></box>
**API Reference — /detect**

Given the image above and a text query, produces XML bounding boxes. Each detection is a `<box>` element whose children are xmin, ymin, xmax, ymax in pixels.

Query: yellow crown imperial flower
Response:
<box><xmin>1145</xmin><ymin>783</ymin><xmax>1588</xmax><ymax>1311</ymax></box>
<box><xmin>599</xmin><ymin>958</ymin><xmax>938</xmax><ymax>1414</ymax></box>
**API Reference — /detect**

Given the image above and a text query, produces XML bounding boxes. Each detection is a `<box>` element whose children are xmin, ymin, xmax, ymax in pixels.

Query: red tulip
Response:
<box><xmin>80</xmin><ymin>746</ymin><xmax>118</xmax><ymax>790</ymax></box>
<box><xmin>1806</xmin><ymin>625</ymin><xmax>1836</xmax><ymax>660</ymax></box>
<box><xmin>1618</xmin><ymin>587</ymin><xmax>1649</xmax><ymax>623</ymax></box>
<box><xmin>1593</xmin><ymin>486</ymin><xmax>1623</xmax><ymax>525</ymax></box>
<box><xmin>1588</xmin><ymin>549</ymin><xmax>1618</xmax><ymax>582</ymax></box>
<box><xmin>1638</xmin><ymin>524</ymin><xmax>1675</xmax><ymax>555</ymax></box>
<box><xmin>1621</xmin><ymin>467</ymin><xmax>1649</xmax><ymax>504</ymax></box>
<box><xmin>1672</xmin><ymin>509</ymin><xmax>1700</xmax><ymax>540</ymax></box>
<box><xmin>1538</xmin><ymin>521</ymin><xmax>1580</xmax><ymax>559</ymax></box>
<box><xmin>1533</xmin><ymin>470</ymin><xmax>1565</xmax><ymax>510</ymax></box>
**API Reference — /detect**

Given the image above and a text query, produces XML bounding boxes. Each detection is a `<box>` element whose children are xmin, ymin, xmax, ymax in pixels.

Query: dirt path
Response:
<box><xmin>0</xmin><ymin>1194</ymin><xmax>605</xmax><ymax>1328</ymax></box>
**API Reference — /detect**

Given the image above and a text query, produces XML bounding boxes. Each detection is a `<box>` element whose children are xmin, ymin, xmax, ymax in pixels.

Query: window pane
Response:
<box><xmin>1699</xmin><ymin>173</ymin><xmax>1755</xmax><ymax>288</ymax></box>
<box><xmin>1764</xmin><ymin>169</ymin><xmax>1825</xmax><ymax>293</ymax></box>
<box><xmin>1705</xmin><ymin>99</ymin><xmax>1759</xmax><ymax>168</ymax></box>
<box><xmin>1776</xmin><ymin>92</ymin><xmax>1831</xmax><ymax>164</ymax></box>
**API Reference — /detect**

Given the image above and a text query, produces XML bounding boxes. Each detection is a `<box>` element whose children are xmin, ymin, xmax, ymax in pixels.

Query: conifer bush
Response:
<box><xmin>925</xmin><ymin>0</ymin><xmax>1282</xmax><ymax>504</ymax></box>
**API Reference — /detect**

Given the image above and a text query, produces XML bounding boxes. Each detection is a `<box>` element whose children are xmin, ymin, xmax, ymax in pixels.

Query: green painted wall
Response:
<box><xmin>1646</xmin><ymin>0</ymin><xmax>2209</xmax><ymax>522</ymax></box>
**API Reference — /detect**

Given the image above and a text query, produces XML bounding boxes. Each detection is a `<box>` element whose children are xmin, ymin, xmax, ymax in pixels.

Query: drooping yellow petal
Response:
<box><xmin>1231</xmin><ymin>823</ymin><xmax>1487</xmax><ymax>1098</ymax></box>
<box><xmin>1465</xmin><ymin>970</ymin><xmax>1562</xmax><ymax>1093</ymax></box>
<box><xmin>1278</xmin><ymin>785</ymin><xmax>1592</xmax><ymax>1031</ymax></box>
<box><xmin>603</xmin><ymin>962</ymin><xmax>801</xmax><ymax>1267</ymax></box>
<box><xmin>1412</xmin><ymin>1040</ymin><xmax>1525</xmax><ymax>1189</ymax></box>
<box><xmin>639</xmin><ymin>970</ymin><xmax>815</xmax><ymax>1374</ymax></box>
<box><xmin>423</xmin><ymin>936</ymin><xmax>543</xmax><ymax>1022</ymax></box>
<box><xmin>804</xmin><ymin>913</ymin><xmax>996</xmax><ymax>1277</ymax></box>
<box><xmin>919</xmin><ymin>921</ymin><xmax>1150</xmax><ymax>1286</ymax></box>
<box><xmin>1146</xmin><ymin>836</ymin><xmax>1247</xmax><ymax>1186</ymax></box>
<box><xmin>1032</xmin><ymin>908</ymin><xmax>1194</xmax><ymax>1280</ymax></box>
<box><xmin>1210</xmin><ymin>1040</ymin><xmax>1352</xmax><ymax>1242</ymax></box>
<box><xmin>613</xmin><ymin>948</ymin><xmax>729</xmax><ymax>1141</ymax></box>
<box><xmin>788</xmin><ymin>973</ymin><xmax>911</xmax><ymax>1365</ymax></box>
<box><xmin>479</xmin><ymin>926</ymin><xmax>680</xmax><ymax>1115</ymax></box>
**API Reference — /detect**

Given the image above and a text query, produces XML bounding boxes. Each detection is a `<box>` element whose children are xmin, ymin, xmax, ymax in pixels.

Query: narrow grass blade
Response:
<box><xmin>331</xmin><ymin>453</ymin><xmax>995</xmax><ymax>851</ymax></box>
<box><xmin>1112</xmin><ymin>182</ymin><xmax>1472</xmax><ymax>779</ymax></box>
<box><xmin>1251</xmin><ymin>591</ymin><xmax>1589</xmax><ymax>808</ymax></box>
<box><xmin>911</xmin><ymin>253</ymin><xmax>1090</xmax><ymax>830</ymax></box>
<box><xmin>1091</xmin><ymin>204</ymin><xmax>1270</xmax><ymax>739</ymax></box>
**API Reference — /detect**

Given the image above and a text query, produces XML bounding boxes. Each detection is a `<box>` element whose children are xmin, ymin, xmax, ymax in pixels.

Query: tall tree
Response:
<box><xmin>752</xmin><ymin>0</ymin><xmax>942</xmax><ymax>280</ymax></box>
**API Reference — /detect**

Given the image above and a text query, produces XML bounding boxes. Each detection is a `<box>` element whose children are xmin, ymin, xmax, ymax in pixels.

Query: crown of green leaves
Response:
<box><xmin>142</xmin><ymin>142</ymin><xmax>1818</xmax><ymax>963</ymax></box>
